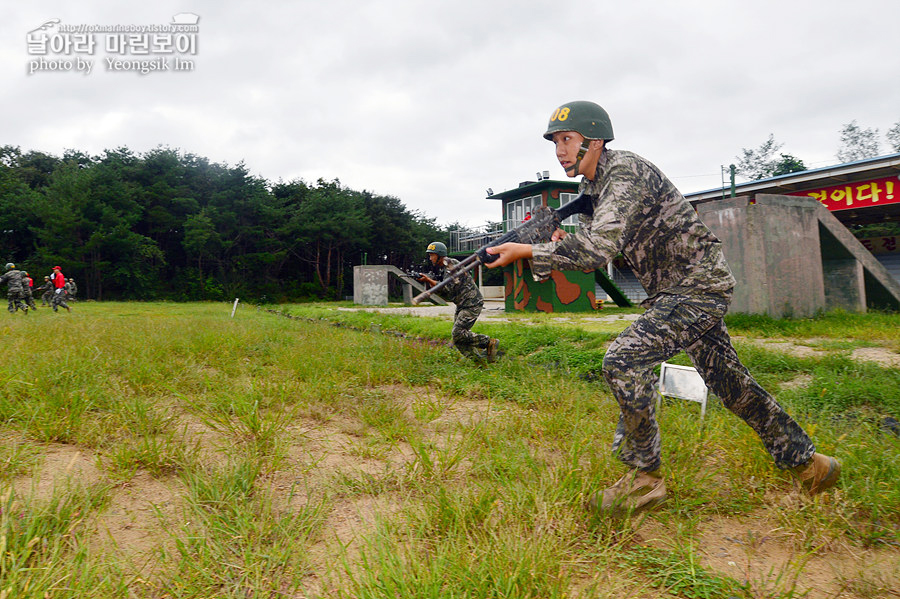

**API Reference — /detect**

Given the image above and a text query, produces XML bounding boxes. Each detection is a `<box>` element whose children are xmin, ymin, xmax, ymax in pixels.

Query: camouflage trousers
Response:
<box><xmin>451</xmin><ymin>303</ymin><xmax>491</xmax><ymax>360</ymax></box>
<box><xmin>51</xmin><ymin>289</ymin><xmax>70</xmax><ymax>311</ymax></box>
<box><xmin>6</xmin><ymin>291</ymin><xmax>28</xmax><ymax>313</ymax></box>
<box><xmin>602</xmin><ymin>293</ymin><xmax>815</xmax><ymax>473</ymax></box>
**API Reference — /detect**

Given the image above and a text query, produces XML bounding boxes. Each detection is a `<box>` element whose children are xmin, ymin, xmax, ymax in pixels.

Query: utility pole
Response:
<box><xmin>729</xmin><ymin>164</ymin><xmax>736</xmax><ymax>198</ymax></box>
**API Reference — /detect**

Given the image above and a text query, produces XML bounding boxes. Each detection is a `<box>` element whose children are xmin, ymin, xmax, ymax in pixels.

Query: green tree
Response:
<box><xmin>32</xmin><ymin>160</ymin><xmax>163</xmax><ymax>300</ymax></box>
<box><xmin>735</xmin><ymin>134</ymin><xmax>784</xmax><ymax>180</ymax></box>
<box><xmin>85</xmin><ymin>225</ymin><xmax>165</xmax><ymax>299</ymax></box>
<box><xmin>836</xmin><ymin>120</ymin><xmax>880</xmax><ymax>163</ymax></box>
<box><xmin>290</xmin><ymin>179</ymin><xmax>369</xmax><ymax>295</ymax></box>
<box><xmin>771</xmin><ymin>153</ymin><xmax>807</xmax><ymax>176</ymax></box>
<box><xmin>204</xmin><ymin>162</ymin><xmax>280</xmax><ymax>298</ymax></box>
<box><xmin>16</xmin><ymin>150</ymin><xmax>62</xmax><ymax>189</ymax></box>
<box><xmin>0</xmin><ymin>151</ymin><xmax>41</xmax><ymax>263</ymax></box>
<box><xmin>886</xmin><ymin>120</ymin><xmax>900</xmax><ymax>153</ymax></box>
<box><xmin>182</xmin><ymin>209</ymin><xmax>223</xmax><ymax>298</ymax></box>
<box><xmin>0</xmin><ymin>143</ymin><xmax>453</xmax><ymax>301</ymax></box>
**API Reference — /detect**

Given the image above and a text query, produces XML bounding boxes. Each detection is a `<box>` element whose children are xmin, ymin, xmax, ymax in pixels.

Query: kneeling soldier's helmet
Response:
<box><xmin>426</xmin><ymin>242</ymin><xmax>448</xmax><ymax>257</ymax></box>
<box><xmin>5</xmin><ymin>263</ymin><xmax>13</xmax><ymax>270</ymax></box>
<box><xmin>543</xmin><ymin>101</ymin><xmax>614</xmax><ymax>142</ymax></box>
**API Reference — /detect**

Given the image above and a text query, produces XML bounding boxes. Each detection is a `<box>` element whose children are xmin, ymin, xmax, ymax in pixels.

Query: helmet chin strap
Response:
<box><xmin>565</xmin><ymin>143</ymin><xmax>591</xmax><ymax>175</ymax></box>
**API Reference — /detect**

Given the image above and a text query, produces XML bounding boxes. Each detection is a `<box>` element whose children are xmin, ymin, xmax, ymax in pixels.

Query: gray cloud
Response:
<box><xmin>4</xmin><ymin>0</ymin><xmax>899</xmax><ymax>227</ymax></box>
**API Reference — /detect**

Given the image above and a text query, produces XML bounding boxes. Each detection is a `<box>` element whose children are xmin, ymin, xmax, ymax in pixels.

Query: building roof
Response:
<box><xmin>686</xmin><ymin>152</ymin><xmax>900</xmax><ymax>203</ymax></box>
<box><xmin>486</xmin><ymin>179</ymin><xmax>578</xmax><ymax>200</ymax></box>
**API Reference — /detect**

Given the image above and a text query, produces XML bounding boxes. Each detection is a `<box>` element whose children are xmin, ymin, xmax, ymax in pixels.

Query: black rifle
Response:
<box><xmin>412</xmin><ymin>192</ymin><xmax>595</xmax><ymax>304</ymax></box>
<box><xmin>404</xmin><ymin>262</ymin><xmax>440</xmax><ymax>282</ymax></box>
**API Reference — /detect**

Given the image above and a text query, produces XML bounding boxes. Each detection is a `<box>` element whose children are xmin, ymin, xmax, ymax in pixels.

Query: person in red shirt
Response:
<box><xmin>50</xmin><ymin>266</ymin><xmax>71</xmax><ymax>313</ymax></box>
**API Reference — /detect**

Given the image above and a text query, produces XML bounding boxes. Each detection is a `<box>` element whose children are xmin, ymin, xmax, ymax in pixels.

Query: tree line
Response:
<box><xmin>734</xmin><ymin>119</ymin><xmax>900</xmax><ymax>181</ymax></box>
<box><xmin>0</xmin><ymin>145</ymin><xmax>452</xmax><ymax>302</ymax></box>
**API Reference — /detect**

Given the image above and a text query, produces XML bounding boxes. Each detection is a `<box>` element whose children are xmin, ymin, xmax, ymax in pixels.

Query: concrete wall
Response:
<box><xmin>822</xmin><ymin>259</ymin><xmax>865</xmax><ymax>312</ymax></box>
<box><xmin>697</xmin><ymin>195</ymin><xmax>825</xmax><ymax>317</ymax></box>
<box><xmin>353</xmin><ymin>265</ymin><xmax>391</xmax><ymax>305</ymax></box>
<box><xmin>352</xmin><ymin>265</ymin><xmax>447</xmax><ymax>306</ymax></box>
<box><xmin>697</xmin><ymin>194</ymin><xmax>900</xmax><ymax>317</ymax></box>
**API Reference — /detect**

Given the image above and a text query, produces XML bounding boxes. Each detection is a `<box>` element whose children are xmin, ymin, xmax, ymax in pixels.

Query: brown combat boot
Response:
<box><xmin>588</xmin><ymin>468</ymin><xmax>667</xmax><ymax>517</ymax></box>
<box><xmin>790</xmin><ymin>453</ymin><xmax>841</xmax><ymax>495</ymax></box>
<box><xmin>486</xmin><ymin>338</ymin><xmax>500</xmax><ymax>363</ymax></box>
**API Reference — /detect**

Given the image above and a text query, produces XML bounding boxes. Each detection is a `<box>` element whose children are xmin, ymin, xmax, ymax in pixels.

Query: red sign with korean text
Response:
<box><xmin>788</xmin><ymin>176</ymin><xmax>900</xmax><ymax>212</ymax></box>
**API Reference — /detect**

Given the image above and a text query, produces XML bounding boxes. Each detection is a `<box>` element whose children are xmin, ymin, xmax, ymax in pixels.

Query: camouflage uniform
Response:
<box><xmin>23</xmin><ymin>275</ymin><xmax>37</xmax><ymax>309</ymax></box>
<box><xmin>531</xmin><ymin>149</ymin><xmax>815</xmax><ymax>472</ymax></box>
<box><xmin>38</xmin><ymin>277</ymin><xmax>53</xmax><ymax>305</ymax></box>
<box><xmin>0</xmin><ymin>268</ymin><xmax>29</xmax><ymax>313</ymax></box>
<box><xmin>436</xmin><ymin>257</ymin><xmax>492</xmax><ymax>360</ymax></box>
<box><xmin>66</xmin><ymin>277</ymin><xmax>78</xmax><ymax>301</ymax></box>
<box><xmin>51</xmin><ymin>287</ymin><xmax>71</xmax><ymax>312</ymax></box>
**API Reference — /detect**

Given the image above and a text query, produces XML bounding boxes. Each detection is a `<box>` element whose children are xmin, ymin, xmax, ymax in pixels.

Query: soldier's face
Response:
<box><xmin>550</xmin><ymin>131</ymin><xmax>603</xmax><ymax>179</ymax></box>
<box><xmin>428</xmin><ymin>252</ymin><xmax>440</xmax><ymax>265</ymax></box>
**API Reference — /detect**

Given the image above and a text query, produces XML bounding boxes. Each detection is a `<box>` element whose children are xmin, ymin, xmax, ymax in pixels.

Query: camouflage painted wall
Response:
<box><xmin>503</xmin><ymin>259</ymin><xmax>600</xmax><ymax>313</ymax></box>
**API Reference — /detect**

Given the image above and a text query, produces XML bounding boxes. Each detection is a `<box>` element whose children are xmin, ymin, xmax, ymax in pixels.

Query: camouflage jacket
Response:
<box><xmin>0</xmin><ymin>269</ymin><xmax>26</xmax><ymax>293</ymax></box>
<box><xmin>531</xmin><ymin>149</ymin><xmax>735</xmax><ymax>306</ymax></box>
<box><xmin>436</xmin><ymin>258</ymin><xmax>483</xmax><ymax>309</ymax></box>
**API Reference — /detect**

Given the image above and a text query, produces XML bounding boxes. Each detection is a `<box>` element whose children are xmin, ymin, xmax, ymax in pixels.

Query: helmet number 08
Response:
<box><xmin>550</xmin><ymin>107</ymin><xmax>570</xmax><ymax>122</ymax></box>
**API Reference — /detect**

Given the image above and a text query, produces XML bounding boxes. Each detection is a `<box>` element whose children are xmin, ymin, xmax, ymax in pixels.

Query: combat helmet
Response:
<box><xmin>543</xmin><ymin>101</ymin><xmax>614</xmax><ymax>142</ymax></box>
<box><xmin>426</xmin><ymin>241</ymin><xmax>448</xmax><ymax>257</ymax></box>
<box><xmin>5</xmin><ymin>263</ymin><xmax>13</xmax><ymax>271</ymax></box>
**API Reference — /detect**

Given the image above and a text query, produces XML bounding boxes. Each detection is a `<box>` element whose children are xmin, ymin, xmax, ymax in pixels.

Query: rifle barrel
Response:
<box><xmin>411</xmin><ymin>256</ymin><xmax>480</xmax><ymax>304</ymax></box>
<box><xmin>411</xmin><ymin>192</ymin><xmax>594</xmax><ymax>305</ymax></box>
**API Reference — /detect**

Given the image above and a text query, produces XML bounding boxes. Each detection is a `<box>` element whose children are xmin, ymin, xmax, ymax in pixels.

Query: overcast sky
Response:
<box><xmin>3</xmin><ymin>0</ymin><xmax>899</xmax><ymax>228</ymax></box>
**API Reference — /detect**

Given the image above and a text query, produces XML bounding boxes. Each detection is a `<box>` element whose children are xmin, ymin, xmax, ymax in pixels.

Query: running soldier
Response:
<box><xmin>38</xmin><ymin>276</ymin><xmax>53</xmax><ymax>306</ymax></box>
<box><xmin>486</xmin><ymin>101</ymin><xmax>840</xmax><ymax>516</ymax></box>
<box><xmin>416</xmin><ymin>241</ymin><xmax>500</xmax><ymax>363</ymax></box>
<box><xmin>23</xmin><ymin>271</ymin><xmax>37</xmax><ymax>310</ymax></box>
<box><xmin>0</xmin><ymin>263</ymin><xmax>29</xmax><ymax>314</ymax></box>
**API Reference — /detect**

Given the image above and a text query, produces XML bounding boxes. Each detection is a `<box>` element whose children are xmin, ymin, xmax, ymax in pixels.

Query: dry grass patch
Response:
<box><xmin>10</xmin><ymin>443</ymin><xmax>104</xmax><ymax>501</ymax></box>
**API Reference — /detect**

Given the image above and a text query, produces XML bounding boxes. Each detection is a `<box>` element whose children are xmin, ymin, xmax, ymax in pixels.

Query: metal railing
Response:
<box><xmin>449</xmin><ymin>227</ymin><xmax>504</xmax><ymax>254</ymax></box>
<box><xmin>449</xmin><ymin>220</ymin><xmax>582</xmax><ymax>254</ymax></box>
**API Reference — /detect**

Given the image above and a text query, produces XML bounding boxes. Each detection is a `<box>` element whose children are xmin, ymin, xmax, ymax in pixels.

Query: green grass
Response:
<box><xmin>725</xmin><ymin>309</ymin><xmax>900</xmax><ymax>350</ymax></box>
<box><xmin>0</xmin><ymin>301</ymin><xmax>897</xmax><ymax>597</ymax></box>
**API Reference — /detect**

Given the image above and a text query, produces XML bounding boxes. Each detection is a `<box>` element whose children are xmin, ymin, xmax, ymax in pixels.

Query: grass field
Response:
<box><xmin>0</xmin><ymin>300</ymin><xmax>898</xmax><ymax>598</ymax></box>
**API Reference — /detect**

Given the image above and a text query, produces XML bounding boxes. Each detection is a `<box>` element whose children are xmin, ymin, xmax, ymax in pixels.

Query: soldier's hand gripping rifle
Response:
<box><xmin>412</xmin><ymin>192</ymin><xmax>595</xmax><ymax>304</ymax></box>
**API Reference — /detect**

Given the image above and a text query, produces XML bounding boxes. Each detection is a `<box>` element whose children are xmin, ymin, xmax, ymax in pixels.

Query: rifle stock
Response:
<box><xmin>412</xmin><ymin>192</ymin><xmax>595</xmax><ymax>304</ymax></box>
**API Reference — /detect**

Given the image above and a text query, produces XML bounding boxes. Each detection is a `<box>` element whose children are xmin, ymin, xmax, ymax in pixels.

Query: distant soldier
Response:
<box><xmin>416</xmin><ymin>241</ymin><xmax>499</xmax><ymax>363</ymax></box>
<box><xmin>0</xmin><ymin>263</ymin><xmax>29</xmax><ymax>314</ymax></box>
<box><xmin>23</xmin><ymin>271</ymin><xmax>37</xmax><ymax>310</ymax></box>
<box><xmin>65</xmin><ymin>277</ymin><xmax>78</xmax><ymax>302</ymax></box>
<box><xmin>50</xmin><ymin>266</ymin><xmax>71</xmax><ymax>313</ymax></box>
<box><xmin>37</xmin><ymin>276</ymin><xmax>53</xmax><ymax>306</ymax></box>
